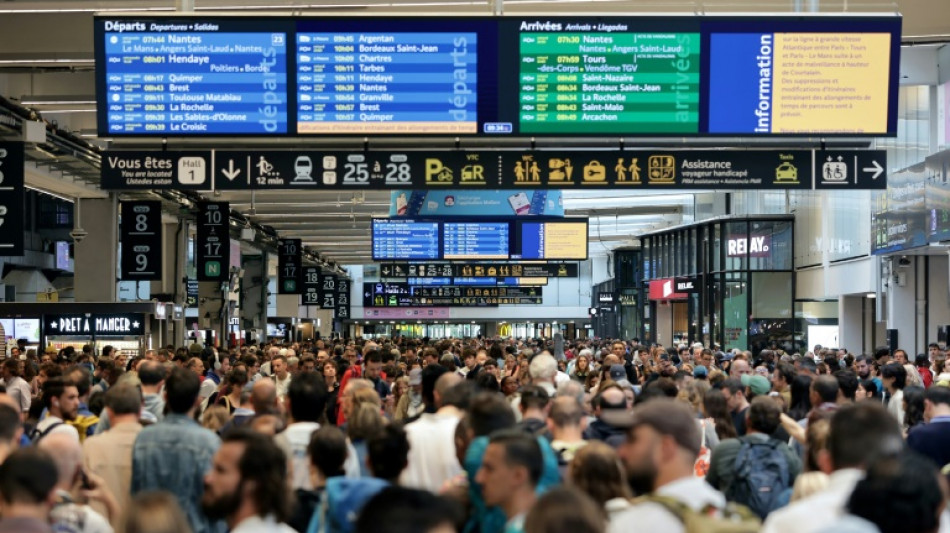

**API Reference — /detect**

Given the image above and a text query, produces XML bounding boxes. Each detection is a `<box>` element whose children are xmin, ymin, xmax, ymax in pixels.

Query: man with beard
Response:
<box><xmin>202</xmin><ymin>429</ymin><xmax>294</xmax><ymax>533</ymax></box>
<box><xmin>608</xmin><ymin>398</ymin><xmax>728</xmax><ymax>533</ymax></box>
<box><xmin>33</xmin><ymin>377</ymin><xmax>80</xmax><ymax>443</ymax></box>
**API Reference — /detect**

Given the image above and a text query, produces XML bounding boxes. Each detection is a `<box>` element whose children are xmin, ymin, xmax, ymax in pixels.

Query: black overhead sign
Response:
<box><xmin>380</xmin><ymin>262</ymin><xmax>578</xmax><ymax>279</ymax></box>
<box><xmin>336</xmin><ymin>277</ymin><xmax>351</xmax><ymax>320</ymax></box>
<box><xmin>319</xmin><ymin>274</ymin><xmax>337</xmax><ymax>310</ymax></box>
<box><xmin>0</xmin><ymin>143</ymin><xmax>24</xmax><ymax>256</ymax></box>
<box><xmin>302</xmin><ymin>266</ymin><xmax>321</xmax><ymax>306</ymax></box>
<box><xmin>196</xmin><ymin>202</ymin><xmax>229</xmax><ymax>282</ymax></box>
<box><xmin>44</xmin><ymin>313</ymin><xmax>146</xmax><ymax>336</ymax></box>
<box><xmin>101</xmin><ymin>151</ymin><xmax>211</xmax><ymax>190</ymax></box>
<box><xmin>363</xmin><ymin>282</ymin><xmax>542</xmax><ymax>307</ymax></box>
<box><xmin>277</xmin><ymin>239</ymin><xmax>301</xmax><ymax>294</ymax></box>
<box><xmin>100</xmin><ymin>149</ymin><xmax>888</xmax><ymax>191</ymax></box>
<box><xmin>674</xmin><ymin>277</ymin><xmax>700</xmax><ymax>293</ymax></box>
<box><xmin>120</xmin><ymin>201</ymin><xmax>162</xmax><ymax>281</ymax></box>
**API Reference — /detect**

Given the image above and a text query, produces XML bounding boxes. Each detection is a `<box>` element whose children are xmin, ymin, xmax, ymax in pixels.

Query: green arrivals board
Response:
<box><xmin>519</xmin><ymin>32</ymin><xmax>700</xmax><ymax>134</ymax></box>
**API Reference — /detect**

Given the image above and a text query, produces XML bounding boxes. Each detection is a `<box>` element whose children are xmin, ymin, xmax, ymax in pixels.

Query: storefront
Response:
<box><xmin>0</xmin><ymin>302</ymin><xmax>157</xmax><ymax>357</ymax></box>
<box><xmin>641</xmin><ymin>216</ymin><xmax>795</xmax><ymax>353</ymax></box>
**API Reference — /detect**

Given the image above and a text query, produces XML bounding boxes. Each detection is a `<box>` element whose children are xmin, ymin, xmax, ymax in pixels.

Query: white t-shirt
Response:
<box><xmin>231</xmin><ymin>515</ymin><xmax>296</xmax><ymax>533</ymax></box>
<box><xmin>34</xmin><ymin>415</ymin><xmax>79</xmax><ymax>443</ymax></box>
<box><xmin>51</xmin><ymin>496</ymin><xmax>113</xmax><ymax>533</ymax></box>
<box><xmin>400</xmin><ymin>411</ymin><xmax>463</xmax><ymax>492</ymax></box>
<box><xmin>274</xmin><ymin>422</ymin><xmax>320</xmax><ymax>490</ymax></box>
<box><xmin>608</xmin><ymin>476</ymin><xmax>726</xmax><ymax>533</ymax></box>
<box><xmin>274</xmin><ymin>374</ymin><xmax>292</xmax><ymax>398</ymax></box>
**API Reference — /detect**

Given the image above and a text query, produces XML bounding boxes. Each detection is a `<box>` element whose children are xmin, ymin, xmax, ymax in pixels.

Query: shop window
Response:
<box><xmin>721</xmin><ymin>276</ymin><xmax>748</xmax><ymax>351</ymax></box>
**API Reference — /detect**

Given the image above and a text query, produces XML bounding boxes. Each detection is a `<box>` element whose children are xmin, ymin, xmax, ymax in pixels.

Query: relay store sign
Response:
<box><xmin>648</xmin><ymin>278</ymin><xmax>689</xmax><ymax>301</ymax></box>
<box><xmin>44</xmin><ymin>314</ymin><xmax>146</xmax><ymax>336</ymax></box>
<box><xmin>727</xmin><ymin>235</ymin><xmax>772</xmax><ymax>257</ymax></box>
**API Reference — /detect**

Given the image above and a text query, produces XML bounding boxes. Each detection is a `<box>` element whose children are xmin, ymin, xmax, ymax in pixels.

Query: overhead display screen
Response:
<box><xmin>95</xmin><ymin>15</ymin><xmax>900</xmax><ymax>137</ymax></box>
<box><xmin>443</xmin><ymin>222</ymin><xmax>510</xmax><ymax>260</ymax></box>
<box><xmin>372</xmin><ymin>219</ymin><xmax>440</xmax><ymax>261</ymax></box>
<box><xmin>97</xmin><ymin>19</ymin><xmax>289</xmax><ymax>135</ymax></box>
<box><xmin>371</xmin><ymin>217</ymin><xmax>587</xmax><ymax>261</ymax></box>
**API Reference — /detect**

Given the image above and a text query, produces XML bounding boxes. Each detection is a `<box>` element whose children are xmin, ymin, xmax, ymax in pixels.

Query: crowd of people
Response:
<box><xmin>0</xmin><ymin>336</ymin><xmax>946</xmax><ymax>533</ymax></box>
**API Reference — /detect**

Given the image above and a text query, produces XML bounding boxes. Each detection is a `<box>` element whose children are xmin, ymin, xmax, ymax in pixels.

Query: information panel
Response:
<box><xmin>372</xmin><ymin>219</ymin><xmax>440</xmax><ymax>261</ymax></box>
<box><xmin>381</xmin><ymin>262</ymin><xmax>578</xmax><ymax>278</ymax></box>
<box><xmin>97</xmin><ymin>19</ymin><xmax>289</xmax><ymax>135</ymax></box>
<box><xmin>518</xmin><ymin>30</ymin><xmax>700</xmax><ymax>134</ymax></box>
<box><xmin>120</xmin><ymin>201</ymin><xmax>162</xmax><ymax>281</ymax></box>
<box><xmin>277</xmin><ymin>239</ymin><xmax>301</xmax><ymax>294</ymax></box>
<box><xmin>517</xmin><ymin>220</ymin><xmax>589</xmax><ymax>260</ymax></box>
<box><xmin>95</xmin><ymin>15</ymin><xmax>900</xmax><ymax>138</ymax></box>
<box><xmin>296</xmin><ymin>32</ymin><xmax>478</xmax><ymax>134</ymax></box>
<box><xmin>196</xmin><ymin>202</ymin><xmax>229</xmax><ymax>281</ymax></box>
<box><xmin>443</xmin><ymin>222</ymin><xmax>510</xmax><ymax>260</ymax></box>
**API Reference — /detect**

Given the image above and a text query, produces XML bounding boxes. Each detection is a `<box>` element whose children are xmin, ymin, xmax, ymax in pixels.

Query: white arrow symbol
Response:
<box><xmin>221</xmin><ymin>159</ymin><xmax>241</xmax><ymax>181</ymax></box>
<box><xmin>863</xmin><ymin>160</ymin><xmax>884</xmax><ymax>180</ymax></box>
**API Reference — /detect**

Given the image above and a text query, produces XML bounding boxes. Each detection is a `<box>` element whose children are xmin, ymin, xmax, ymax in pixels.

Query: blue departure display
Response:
<box><xmin>99</xmin><ymin>20</ymin><xmax>288</xmax><ymax>135</ymax></box>
<box><xmin>443</xmin><ymin>222</ymin><xmax>509</xmax><ymax>260</ymax></box>
<box><xmin>372</xmin><ymin>220</ymin><xmax>440</xmax><ymax>261</ymax></box>
<box><xmin>296</xmin><ymin>32</ymin><xmax>477</xmax><ymax>135</ymax></box>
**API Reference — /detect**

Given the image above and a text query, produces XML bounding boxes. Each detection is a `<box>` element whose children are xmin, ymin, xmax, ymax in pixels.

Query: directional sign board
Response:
<box><xmin>302</xmin><ymin>266</ymin><xmax>321</xmax><ymax>305</ymax></box>
<box><xmin>120</xmin><ymin>201</ymin><xmax>162</xmax><ymax>280</ymax></box>
<box><xmin>196</xmin><ymin>202</ymin><xmax>230</xmax><ymax>281</ymax></box>
<box><xmin>319</xmin><ymin>274</ymin><xmax>337</xmax><ymax>310</ymax></box>
<box><xmin>101</xmin><ymin>151</ymin><xmax>211</xmax><ymax>190</ymax></box>
<box><xmin>277</xmin><ymin>239</ymin><xmax>301</xmax><ymax>294</ymax></box>
<box><xmin>814</xmin><ymin>151</ymin><xmax>887</xmax><ymax>189</ymax></box>
<box><xmin>101</xmin><ymin>149</ymin><xmax>887</xmax><ymax>190</ymax></box>
<box><xmin>0</xmin><ymin>143</ymin><xmax>24</xmax><ymax>256</ymax></box>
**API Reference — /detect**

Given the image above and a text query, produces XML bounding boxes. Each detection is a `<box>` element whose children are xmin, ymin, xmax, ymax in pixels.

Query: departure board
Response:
<box><xmin>518</xmin><ymin>30</ymin><xmax>700</xmax><ymax>134</ymax></box>
<box><xmin>443</xmin><ymin>222</ymin><xmax>510</xmax><ymax>260</ymax></box>
<box><xmin>98</xmin><ymin>20</ymin><xmax>288</xmax><ymax>134</ymax></box>
<box><xmin>371</xmin><ymin>219</ymin><xmax>440</xmax><ymax>261</ymax></box>
<box><xmin>296</xmin><ymin>32</ymin><xmax>478</xmax><ymax>134</ymax></box>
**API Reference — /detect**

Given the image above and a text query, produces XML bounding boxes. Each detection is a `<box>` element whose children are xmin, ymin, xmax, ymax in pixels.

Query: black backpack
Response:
<box><xmin>724</xmin><ymin>437</ymin><xmax>791</xmax><ymax>519</ymax></box>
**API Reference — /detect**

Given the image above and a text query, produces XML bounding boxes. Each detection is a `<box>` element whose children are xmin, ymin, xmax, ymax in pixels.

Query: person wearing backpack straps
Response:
<box><xmin>32</xmin><ymin>377</ymin><xmax>80</xmax><ymax>444</ymax></box>
<box><xmin>706</xmin><ymin>396</ymin><xmax>801</xmax><ymax>519</ymax></box>
<box><xmin>607</xmin><ymin>398</ymin><xmax>760</xmax><ymax>533</ymax></box>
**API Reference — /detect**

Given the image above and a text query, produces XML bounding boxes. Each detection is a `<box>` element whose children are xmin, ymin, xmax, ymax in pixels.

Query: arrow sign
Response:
<box><xmin>222</xmin><ymin>159</ymin><xmax>241</xmax><ymax>181</ymax></box>
<box><xmin>863</xmin><ymin>160</ymin><xmax>884</xmax><ymax>180</ymax></box>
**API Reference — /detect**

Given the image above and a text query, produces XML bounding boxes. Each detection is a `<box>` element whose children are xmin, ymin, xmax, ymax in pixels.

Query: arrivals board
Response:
<box><xmin>95</xmin><ymin>15</ymin><xmax>900</xmax><ymax>137</ymax></box>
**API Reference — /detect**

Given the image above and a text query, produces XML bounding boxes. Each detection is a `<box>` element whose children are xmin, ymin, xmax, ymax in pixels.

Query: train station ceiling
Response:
<box><xmin>0</xmin><ymin>0</ymin><xmax>946</xmax><ymax>264</ymax></box>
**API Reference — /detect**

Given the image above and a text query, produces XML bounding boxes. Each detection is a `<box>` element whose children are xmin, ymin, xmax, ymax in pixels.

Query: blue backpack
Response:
<box><xmin>725</xmin><ymin>437</ymin><xmax>792</xmax><ymax>520</ymax></box>
<box><xmin>306</xmin><ymin>477</ymin><xmax>388</xmax><ymax>533</ymax></box>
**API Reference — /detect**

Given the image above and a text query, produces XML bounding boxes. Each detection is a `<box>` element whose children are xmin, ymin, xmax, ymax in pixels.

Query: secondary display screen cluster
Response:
<box><xmin>95</xmin><ymin>15</ymin><xmax>901</xmax><ymax>137</ymax></box>
<box><xmin>371</xmin><ymin>217</ymin><xmax>588</xmax><ymax>261</ymax></box>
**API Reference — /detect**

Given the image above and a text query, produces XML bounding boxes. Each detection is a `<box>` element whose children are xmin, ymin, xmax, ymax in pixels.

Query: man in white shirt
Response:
<box><xmin>401</xmin><ymin>373</ymin><xmax>464</xmax><ymax>491</ymax></box>
<box><xmin>202</xmin><ymin>429</ymin><xmax>296</xmax><ymax>533</ymax></box>
<box><xmin>33</xmin><ymin>377</ymin><xmax>80</xmax><ymax>443</ymax></box>
<box><xmin>271</xmin><ymin>356</ymin><xmax>292</xmax><ymax>399</ymax></box>
<box><xmin>761</xmin><ymin>402</ymin><xmax>904</xmax><ymax>533</ymax></box>
<box><xmin>274</xmin><ymin>372</ymin><xmax>327</xmax><ymax>490</ymax></box>
<box><xmin>0</xmin><ymin>360</ymin><xmax>29</xmax><ymax>416</ymax></box>
<box><xmin>608</xmin><ymin>399</ymin><xmax>727</xmax><ymax>533</ymax></box>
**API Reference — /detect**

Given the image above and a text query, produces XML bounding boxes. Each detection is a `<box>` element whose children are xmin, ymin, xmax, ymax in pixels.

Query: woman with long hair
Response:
<box><xmin>215</xmin><ymin>368</ymin><xmax>247</xmax><ymax>415</ymax></box>
<box><xmin>572</xmin><ymin>355</ymin><xmax>592</xmax><ymax>384</ymax></box>
<box><xmin>569</xmin><ymin>442</ymin><xmax>632</xmax><ymax>518</ymax></box>
<box><xmin>787</xmin><ymin>374</ymin><xmax>814</xmax><ymax>421</ymax></box>
<box><xmin>902</xmin><ymin>385</ymin><xmax>926</xmax><ymax>432</ymax></box>
<box><xmin>702</xmin><ymin>388</ymin><xmax>737</xmax><ymax>441</ymax></box>
<box><xmin>346</xmin><ymin>383</ymin><xmax>385</xmax><ymax>477</ymax></box>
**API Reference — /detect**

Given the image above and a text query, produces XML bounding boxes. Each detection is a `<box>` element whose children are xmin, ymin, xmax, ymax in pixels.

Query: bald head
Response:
<box><xmin>0</xmin><ymin>393</ymin><xmax>19</xmax><ymax>413</ymax></box>
<box><xmin>37</xmin><ymin>433</ymin><xmax>82</xmax><ymax>489</ymax></box>
<box><xmin>434</xmin><ymin>372</ymin><xmax>463</xmax><ymax>408</ymax></box>
<box><xmin>251</xmin><ymin>378</ymin><xmax>278</xmax><ymax>414</ymax></box>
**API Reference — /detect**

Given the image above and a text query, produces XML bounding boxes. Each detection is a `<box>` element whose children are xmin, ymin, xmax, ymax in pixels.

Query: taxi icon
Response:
<box><xmin>775</xmin><ymin>162</ymin><xmax>798</xmax><ymax>182</ymax></box>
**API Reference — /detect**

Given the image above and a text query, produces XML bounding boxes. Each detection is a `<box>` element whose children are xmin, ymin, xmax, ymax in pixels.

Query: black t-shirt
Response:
<box><xmin>732</xmin><ymin>406</ymin><xmax>749</xmax><ymax>437</ymax></box>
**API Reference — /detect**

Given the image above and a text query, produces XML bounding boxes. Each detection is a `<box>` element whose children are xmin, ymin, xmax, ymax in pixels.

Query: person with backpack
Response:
<box><xmin>607</xmin><ymin>398</ymin><xmax>760</xmax><ymax>533</ymax></box>
<box><xmin>32</xmin><ymin>377</ymin><xmax>80</xmax><ymax>444</ymax></box>
<box><xmin>705</xmin><ymin>396</ymin><xmax>801</xmax><ymax>519</ymax></box>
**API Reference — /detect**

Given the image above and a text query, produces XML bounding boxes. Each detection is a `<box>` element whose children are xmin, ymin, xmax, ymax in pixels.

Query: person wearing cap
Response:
<box><xmin>583</xmin><ymin>384</ymin><xmax>629</xmax><ymax>448</ymax></box>
<box><xmin>693</xmin><ymin>365</ymin><xmax>708</xmax><ymax>381</ymax></box>
<box><xmin>394</xmin><ymin>368</ymin><xmax>424</xmax><ymax>421</ymax></box>
<box><xmin>608</xmin><ymin>398</ymin><xmax>729</xmax><ymax>533</ymax></box>
<box><xmin>606</xmin><ymin>365</ymin><xmax>636</xmax><ymax>409</ymax></box>
<box><xmin>705</xmin><ymin>396</ymin><xmax>801</xmax><ymax>505</ymax></box>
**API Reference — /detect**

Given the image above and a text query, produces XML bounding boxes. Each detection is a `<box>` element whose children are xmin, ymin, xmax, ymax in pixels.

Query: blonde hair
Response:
<box><xmin>201</xmin><ymin>405</ymin><xmax>230</xmax><ymax>432</ymax></box>
<box><xmin>348</xmin><ymin>386</ymin><xmax>384</xmax><ymax>440</ymax></box>
<box><xmin>790</xmin><ymin>472</ymin><xmax>829</xmax><ymax>502</ymax></box>
<box><xmin>120</xmin><ymin>491</ymin><xmax>193</xmax><ymax>533</ymax></box>
<box><xmin>678</xmin><ymin>380</ymin><xmax>710</xmax><ymax>414</ymax></box>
